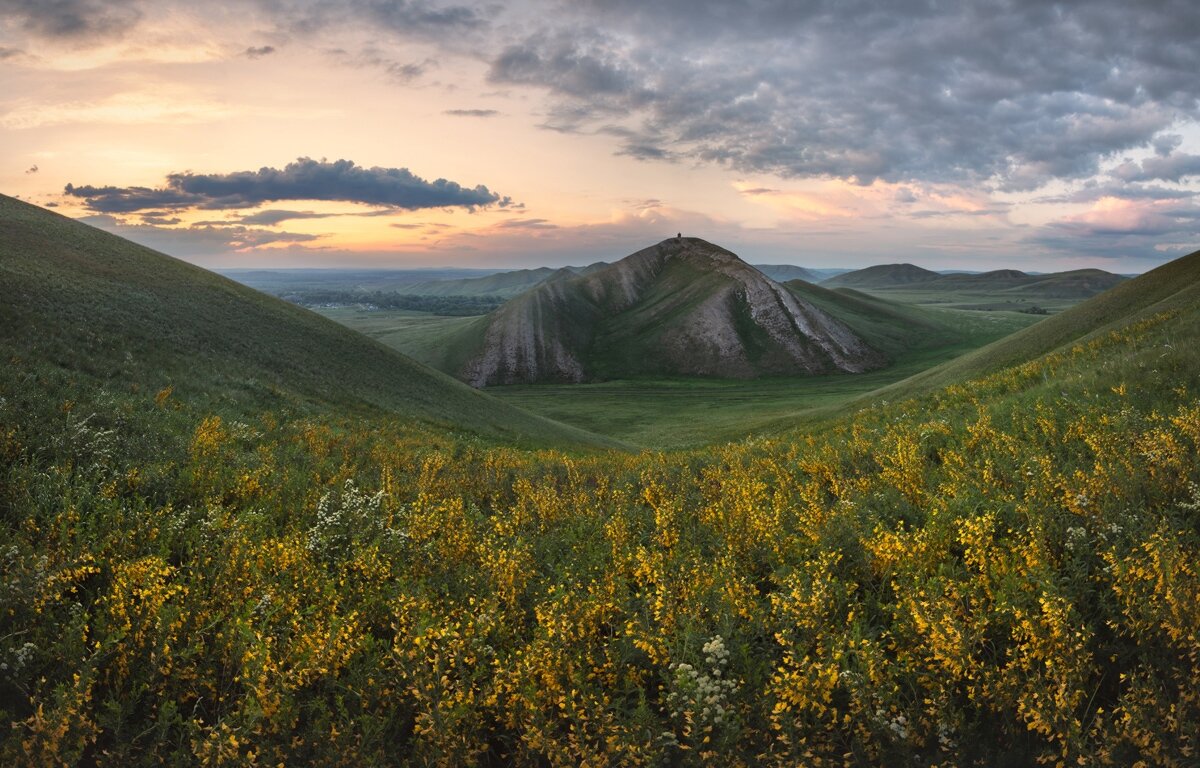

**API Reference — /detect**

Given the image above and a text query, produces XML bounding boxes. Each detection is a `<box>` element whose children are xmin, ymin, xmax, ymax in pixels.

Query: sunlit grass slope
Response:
<box><xmin>0</xmin><ymin>194</ymin><xmax>614</xmax><ymax>449</ymax></box>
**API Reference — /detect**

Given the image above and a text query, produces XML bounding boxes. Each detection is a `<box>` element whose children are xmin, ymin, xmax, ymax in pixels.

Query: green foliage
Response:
<box><xmin>3</xmin><ymin>194</ymin><xmax>1200</xmax><ymax>765</ymax></box>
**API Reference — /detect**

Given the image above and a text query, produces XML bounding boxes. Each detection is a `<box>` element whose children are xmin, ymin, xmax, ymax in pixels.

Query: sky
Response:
<box><xmin>2</xmin><ymin>0</ymin><xmax>1200</xmax><ymax>273</ymax></box>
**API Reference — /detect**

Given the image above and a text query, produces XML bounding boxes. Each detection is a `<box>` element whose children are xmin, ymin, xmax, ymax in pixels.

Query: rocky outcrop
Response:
<box><xmin>458</xmin><ymin>238</ymin><xmax>884</xmax><ymax>386</ymax></box>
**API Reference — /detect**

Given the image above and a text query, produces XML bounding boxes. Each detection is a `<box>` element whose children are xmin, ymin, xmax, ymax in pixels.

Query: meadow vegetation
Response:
<box><xmin>3</xmin><ymin>196</ymin><xmax>1198</xmax><ymax>765</ymax></box>
<box><xmin>3</xmin><ymin>283</ymin><xmax>1199</xmax><ymax>765</ymax></box>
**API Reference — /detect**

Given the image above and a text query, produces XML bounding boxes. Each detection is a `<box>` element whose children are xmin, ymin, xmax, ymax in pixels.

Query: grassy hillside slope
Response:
<box><xmin>868</xmin><ymin>248</ymin><xmax>1200</xmax><ymax>402</ymax></box>
<box><xmin>782</xmin><ymin>280</ymin><xmax>969</xmax><ymax>359</ymax></box>
<box><xmin>0</xmin><ymin>195</ymin><xmax>612</xmax><ymax>448</ymax></box>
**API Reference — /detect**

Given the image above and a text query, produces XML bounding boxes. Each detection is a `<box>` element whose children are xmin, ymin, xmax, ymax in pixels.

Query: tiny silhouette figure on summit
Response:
<box><xmin>676</xmin><ymin>232</ymin><xmax>681</xmax><ymax>238</ymax></box>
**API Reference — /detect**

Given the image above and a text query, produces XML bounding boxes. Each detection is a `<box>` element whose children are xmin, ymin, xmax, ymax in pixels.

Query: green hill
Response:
<box><xmin>846</xmin><ymin>248</ymin><xmax>1200</xmax><ymax>407</ymax></box>
<box><xmin>782</xmin><ymin>280</ymin><xmax>965</xmax><ymax>360</ymax></box>
<box><xmin>430</xmin><ymin>238</ymin><xmax>884</xmax><ymax>385</ymax></box>
<box><xmin>1011</xmin><ymin>268</ymin><xmax>1127</xmax><ymax>299</ymax></box>
<box><xmin>823</xmin><ymin>263</ymin><xmax>1126</xmax><ymax>300</ymax></box>
<box><xmin>0</xmin><ymin>194</ymin><xmax>613</xmax><ymax>449</ymax></box>
<box><xmin>822</xmin><ymin>263</ymin><xmax>941</xmax><ymax>288</ymax></box>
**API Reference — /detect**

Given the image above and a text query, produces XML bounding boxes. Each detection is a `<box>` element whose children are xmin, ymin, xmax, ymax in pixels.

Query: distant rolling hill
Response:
<box><xmin>426</xmin><ymin>238</ymin><xmax>885</xmax><ymax>386</ymax></box>
<box><xmin>1014</xmin><ymin>269</ymin><xmax>1127</xmax><ymax>298</ymax></box>
<box><xmin>823</xmin><ymin>262</ymin><xmax>1126</xmax><ymax>298</ymax></box>
<box><xmin>0</xmin><ymin>194</ymin><xmax>612</xmax><ymax>448</ymax></box>
<box><xmin>752</xmin><ymin>264</ymin><xmax>818</xmax><ymax>283</ymax></box>
<box><xmin>394</xmin><ymin>262</ymin><xmax>611</xmax><ymax>298</ymax></box>
<box><xmin>822</xmin><ymin>263</ymin><xmax>941</xmax><ymax>288</ymax></box>
<box><xmin>862</xmin><ymin>247</ymin><xmax>1200</xmax><ymax>403</ymax></box>
<box><xmin>399</xmin><ymin>267</ymin><xmax>565</xmax><ymax>298</ymax></box>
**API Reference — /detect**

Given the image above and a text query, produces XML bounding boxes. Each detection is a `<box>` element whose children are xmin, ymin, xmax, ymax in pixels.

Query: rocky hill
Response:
<box><xmin>444</xmin><ymin>238</ymin><xmax>885</xmax><ymax>386</ymax></box>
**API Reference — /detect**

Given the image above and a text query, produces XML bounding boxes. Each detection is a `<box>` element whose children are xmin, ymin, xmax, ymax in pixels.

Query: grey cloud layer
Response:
<box><xmin>11</xmin><ymin>0</ymin><xmax>1198</xmax><ymax>193</ymax></box>
<box><xmin>0</xmin><ymin>0</ymin><xmax>142</xmax><ymax>40</ymax></box>
<box><xmin>65</xmin><ymin>157</ymin><xmax>511</xmax><ymax>213</ymax></box>
<box><xmin>486</xmin><ymin>1</ymin><xmax>1200</xmax><ymax>189</ymax></box>
<box><xmin>1113</xmin><ymin>153</ymin><xmax>1200</xmax><ymax>183</ymax></box>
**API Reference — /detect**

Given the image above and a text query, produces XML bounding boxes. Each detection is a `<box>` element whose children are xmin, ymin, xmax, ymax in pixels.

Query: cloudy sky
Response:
<box><xmin>3</xmin><ymin>0</ymin><xmax>1199</xmax><ymax>271</ymax></box>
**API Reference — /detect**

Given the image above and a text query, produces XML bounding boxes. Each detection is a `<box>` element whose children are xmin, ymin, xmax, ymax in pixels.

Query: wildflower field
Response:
<box><xmin>3</xmin><ymin>287</ymin><xmax>1200</xmax><ymax>766</ymax></box>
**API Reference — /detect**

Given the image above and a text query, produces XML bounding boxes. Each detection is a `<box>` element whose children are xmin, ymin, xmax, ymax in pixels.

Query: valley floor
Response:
<box><xmin>317</xmin><ymin>305</ymin><xmax>1040</xmax><ymax>446</ymax></box>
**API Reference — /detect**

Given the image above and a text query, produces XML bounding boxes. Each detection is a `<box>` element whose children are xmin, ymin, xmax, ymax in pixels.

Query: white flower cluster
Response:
<box><xmin>937</xmin><ymin>721</ymin><xmax>957</xmax><ymax>751</ymax></box>
<box><xmin>51</xmin><ymin>412</ymin><xmax>117</xmax><ymax>470</ymax></box>
<box><xmin>226</xmin><ymin>420</ymin><xmax>262</xmax><ymax>441</ymax></box>
<box><xmin>1</xmin><ymin>641</ymin><xmax>37</xmax><ymax>673</ymax></box>
<box><xmin>1065</xmin><ymin>525</ymin><xmax>1089</xmax><ymax>553</ymax></box>
<box><xmin>307</xmin><ymin>479</ymin><xmax>384</xmax><ymax>556</ymax></box>
<box><xmin>876</xmin><ymin>707</ymin><xmax>910</xmax><ymax>741</ymax></box>
<box><xmin>667</xmin><ymin>635</ymin><xmax>738</xmax><ymax>737</ymax></box>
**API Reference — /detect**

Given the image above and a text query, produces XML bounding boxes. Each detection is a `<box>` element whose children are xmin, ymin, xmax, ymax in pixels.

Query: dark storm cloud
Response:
<box><xmin>0</xmin><ymin>0</ymin><xmax>142</xmax><ymax>40</ymax></box>
<box><xmin>487</xmin><ymin>0</ymin><xmax>1200</xmax><ymax>189</ymax></box>
<box><xmin>243</xmin><ymin>45</ymin><xmax>275</xmax><ymax>58</ymax></box>
<box><xmin>444</xmin><ymin>109</ymin><xmax>499</xmax><ymax>117</ymax></box>
<box><xmin>359</xmin><ymin>0</ymin><xmax>482</xmax><ymax>34</ymax></box>
<box><xmin>65</xmin><ymin>157</ymin><xmax>511</xmax><ymax>213</ymax></box>
<box><xmin>1038</xmin><ymin>184</ymin><xmax>1199</xmax><ymax>204</ymax></box>
<box><xmin>1153</xmin><ymin>134</ymin><xmax>1184</xmax><ymax>157</ymax></box>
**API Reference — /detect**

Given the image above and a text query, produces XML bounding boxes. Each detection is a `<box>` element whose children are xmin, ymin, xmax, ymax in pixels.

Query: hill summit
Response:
<box><xmin>442</xmin><ymin>237</ymin><xmax>885</xmax><ymax>386</ymax></box>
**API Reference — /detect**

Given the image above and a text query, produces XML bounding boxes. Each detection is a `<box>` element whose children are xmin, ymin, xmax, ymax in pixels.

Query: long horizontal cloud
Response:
<box><xmin>65</xmin><ymin>157</ymin><xmax>512</xmax><ymax>213</ymax></box>
<box><xmin>78</xmin><ymin>214</ymin><xmax>321</xmax><ymax>254</ymax></box>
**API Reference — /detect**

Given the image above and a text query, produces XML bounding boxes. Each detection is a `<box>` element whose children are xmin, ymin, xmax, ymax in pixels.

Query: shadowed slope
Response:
<box><xmin>0</xmin><ymin>194</ymin><xmax>616</xmax><ymax>448</ymax></box>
